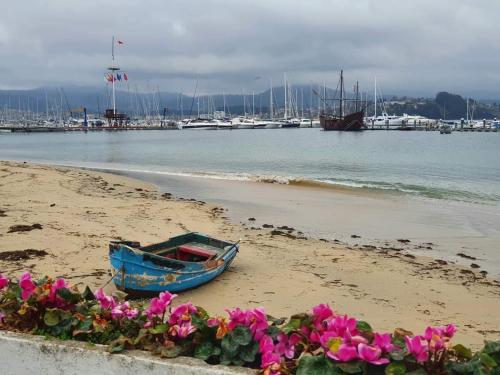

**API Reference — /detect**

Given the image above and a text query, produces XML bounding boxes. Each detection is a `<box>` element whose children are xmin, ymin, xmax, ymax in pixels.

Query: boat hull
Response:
<box><xmin>320</xmin><ymin>111</ymin><xmax>365</xmax><ymax>131</ymax></box>
<box><xmin>109</xmin><ymin>232</ymin><xmax>238</xmax><ymax>294</ymax></box>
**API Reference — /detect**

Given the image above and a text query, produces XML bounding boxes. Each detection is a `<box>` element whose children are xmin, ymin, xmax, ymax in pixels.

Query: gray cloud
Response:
<box><xmin>1</xmin><ymin>0</ymin><xmax>499</xmax><ymax>97</ymax></box>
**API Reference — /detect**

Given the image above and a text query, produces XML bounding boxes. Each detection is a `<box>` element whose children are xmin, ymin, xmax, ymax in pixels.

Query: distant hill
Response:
<box><xmin>385</xmin><ymin>92</ymin><xmax>500</xmax><ymax>120</ymax></box>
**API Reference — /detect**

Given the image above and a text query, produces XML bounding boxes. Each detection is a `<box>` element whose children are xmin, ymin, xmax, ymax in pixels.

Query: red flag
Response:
<box><xmin>123</xmin><ymin>73</ymin><xmax>128</xmax><ymax>81</ymax></box>
<box><xmin>117</xmin><ymin>40</ymin><xmax>124</xmax><ymax>45</ymax></box>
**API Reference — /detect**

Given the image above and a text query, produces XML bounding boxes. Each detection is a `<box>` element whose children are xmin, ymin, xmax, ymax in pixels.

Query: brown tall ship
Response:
<box><xmin>320</xmin><ymin>70</ymin><xmax>366</xmax><ymax>131</ymax></box>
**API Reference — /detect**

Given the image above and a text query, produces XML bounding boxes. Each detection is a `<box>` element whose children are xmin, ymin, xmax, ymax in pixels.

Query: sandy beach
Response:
<box><xmin>0</xmin><ymin>160</ymin><xmax>498</xmax><ymax>349</ymax></box>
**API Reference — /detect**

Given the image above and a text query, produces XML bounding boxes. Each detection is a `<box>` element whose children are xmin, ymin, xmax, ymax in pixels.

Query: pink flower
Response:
<box><xmin>259</xmin><ymin>335</ymin><xmax>275</xmax><ymax>354</ymax></box>
<box><xmin>49</xmin><ymin>278</ymin><xmax>68</xmax><ymax>302</ymax></box>
<box><xmin>0</xmin><ymin>312</ymin><xmax>5</xmax><ymax>323</ymax></box>
<box><xmin>309</xmin><ymin>330</ymin><xmax>322</xmax><ymax>343</ymax></box>
<box><xmin>329</xmin><ymin>343</ymin><xmax>358</xmax><ymax>362</ymax></box>
<box><xmin>177</xmin><ymin>322</ymin><xmax>196</xmax><ymax>339</ymax></box>
<box><xmin>226</xmin><ymin>307</ymin><xmax>269</xmax><ymax>341</ymax></box>
<box><xmin>94</xmin><ymin>288</ymin><xmax>116</xmax><ymax>310</ymax></box>
<box><xmin>358</xmin><ymin>343</ymin><xmax>389</xmax><ymax>365</ymax></box>
<box><xmin>321</xmin><ymin>332</ymin><xmax>358</xmax><ymax>362</ymax></box>
<box><xmin>261</xmin><ymin>351</ymin><xmax>281</xmax><ymax>370</ymax></box>
<box><xmin>146</xmin><ymin>291</ymin><xmax>178</xmax><ymax>320</ymax></box>
<box><xmin>349</xmin><ymin>335</ymin><xmax>368</xmax><ymax>346</ymax></box>
<box><xmin>275</xmin><ymin>333</ymin><xmax>300</xmax><ymax>359</ymax></box>
<box><xmin>168</xmin><ymin>302</ymin><xmax>197</xmax><ymax>325</ymax></box>
<box><xmin>374</xmin><ymin>333</ymin><xmax>397</xmax><ymax>353</ymax></box>
<box><xmin>311</xmin><ymin>304</ymin><xmax>334</xmax><ymax>330</ymax></box>
<box><xmin>326</xmin><ymin>314</ymin><xmax>358</xmax><ymax>338</ymax></box>
<box><xmin>207</xmin><ymin>318</ymin><xmax>220</xmax><ymax>327</ymax></box>
<box><xmin>227</xmin><ymin>307</ymin><xmax>247</xmax><ymax>329</ymax></box>
<box><xmin>111</xmin><ymin>302</ymin><xmax>138</xmax><ymax>320</ymax></box>
<box><xmin>0</xmin><ymin>274</ymin><xmax>9</xmax><ymax>290</ymax></box>
<box><xmin>443</xmin><ymin>324</ymin><xmax>456</xmax><ymax>338</ymax></box>
<box><xmin>247</xmin><ymin>307</ymin><xmax>268</xmax><ymax>341</ymax></box>
<box><xmin>168</xmin><ymin>321</ymin><xmax>196</xmax><ymax>339</ymax></box>
<box><xmin>405</xmin><ymin>336</ymin><xmax>429</xmax><ymax>363</ymax></box>
<box><xmin>19</xmin><ymin>272</ymin><xmax>36</xmax><ymax>300</ymax></box>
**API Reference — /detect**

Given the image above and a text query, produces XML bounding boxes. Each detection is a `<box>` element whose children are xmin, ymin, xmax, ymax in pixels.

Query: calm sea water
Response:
<box><xmin>1</xmin><ymin>129</ymin><xmax>499</xmax><ymax>204</ymax></box>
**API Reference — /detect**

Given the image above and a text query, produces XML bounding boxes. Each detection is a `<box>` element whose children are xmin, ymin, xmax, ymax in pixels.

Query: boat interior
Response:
<box><xmin>153</xmin><ymin>243</ymin><xmax>218</xmax><ymax>262</ymax></box>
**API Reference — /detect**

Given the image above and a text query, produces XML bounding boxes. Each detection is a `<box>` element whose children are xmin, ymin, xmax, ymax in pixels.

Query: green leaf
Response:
<box><xmin>108</xmin><ymin>336</ymin><xmax>133</xmax><ymax>353</ymax></box>
<box><xmin>191</xmin><ymin>314</ymin><xmax>207</xmax><ymax>330</ymax></box>
<box><xmin>337</xmin><ymin>361</ymin><xmax>363</xmax><ymax>374</ymax></box>
<box><xmin>389</xmin><ymin>350</ymin><xmax>405</xmax><ymax>361</ymax></box>
<box><xmin>194</xmin><ymin>341</ymin><xmax>216</xmax><ymax>361</ymax></box>
<box><xmin>221</xmin><ymin>335</ymin><xmax>239</xmax><ymax>357</ymax></box>
<box><xmin>283</xmin><ymin>318</ymin><xmax>302</xmax><ymax>334</ymax></box>
<box><xmin>220</xmin><ymin>352</ymin><xmax>235</xmax><ymax>365</ymax></box>
<box><xmin>267</xmin><ymin>314</ymin><xmax>286</xmax><ymax>326</ymax></box>
<box><xmin>266</xmin><ymin>325</ymin><xmax>281</xmax><ymax>338</ymax></box>
<box><xmin>159</xmin><ymin>345</ymin><xmax>182</xmax><ymax>358</ymax></box>
<box><xmin>473</xmin><ymin>367</ymin><xmax>489</xmax><ymax>375</ymax></box>
<box><xmin>196</xmin><ymin>306</ymin><xmax>210</xmax><ymax>320</ymax></box>
<box><xmin>454</xmin><ymin>344</ymin><xmax>473</xmax><ymax>360</ymax></box>
<box><xmin>480</xmin><ymin>353</ymin><xmax>497</xmax><ymax>368</ymax></box>
<box><xmin>385</xmin><ymin>362</ymin><xmax>406</xmax><ymax>375</ymax></box>
<box><xmin>356</xmin><ymin>321</ymin><xmax>373</xmax><ymax>335</ymax></box>
<box><xmin>73</xmin><ymin>319</ymin><xmax>93</xmax><ymax>337</ymax></box>
<box><xmin>297</xmin><ymin>356</ymin><xmax>340</xmax><ymax>375</ymax></box>
<box><xmin>231</xmin><ymin>326</ymin><xmax>252</xmax><ymax>346</ymax></box>
<box><xmin>239</xmin><ymin>341</ymin><xmax>259</xmax><ymax>363</ymax></box>
<box><xmin>44</xmin><ymin>309</ymin><xmax>61</xmax><ymax>326</ymax></box>
<box><xmin>232</xmin><ymin>358</ymin><xmax>244</xmax><ymax>366</ymax></box>
<box><xmin>149</xmin><ymin>324</ymin><xmax>168</xmax><ymax>334</ymax></box>
<box><xmin>484</xmin><ymin>341</ymin><xmax>500</xmax><ymax>355</ymax></box>
<box><xmin>57</xmin><ymin>288</ymin><xmax>81</xmax><ymax>304</ymax></box>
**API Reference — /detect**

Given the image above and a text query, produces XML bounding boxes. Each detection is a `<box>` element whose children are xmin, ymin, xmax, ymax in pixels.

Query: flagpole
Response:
<box><xmin>111</xmin><ymin>36</ymin><xmax>116</xmax><ymax>117</ymax></box>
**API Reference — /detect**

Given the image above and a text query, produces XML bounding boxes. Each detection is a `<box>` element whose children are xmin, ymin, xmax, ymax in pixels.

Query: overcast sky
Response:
<box><xmin>0</xmin><ymin>0</ymin><xmax>499</xmax><ymax>97</ymax></box>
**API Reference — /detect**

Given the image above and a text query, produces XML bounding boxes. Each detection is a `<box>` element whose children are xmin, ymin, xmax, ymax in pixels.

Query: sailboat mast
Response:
<box><xmin>270</xmin><ymin>79</ymin><xmax>273</xmax><ymax>120</ymax></box>
<box><xmin>252</xmin><ymin>91</ymin><xmax>255</xmax><ymax>118</ymax></box>
<box><xmin>355</xmin><ymin>81</ymin><xmax>359</xmax><ymax>112</ymax></box>
<box><xmin>111</xmin><ymin>36</ymin><xmax>116</xmax><ymax>116</ymax></box>
<box><xmin>374</xmin><ymin>77</ymin><xmax>377</xmax><ymax>118</ymax></box>
<box><xmin>284</xmin><ymin>73</ymin><xmax>287</xmax><ymax>119</ymax></box>
<box><xmin>466</xmin><ymin>98</ymin><xmax>469</xmax><ymax>124</ymax></box>
<box><xmin>339</xmin><ymin>70</ymin><xmax>344</xmax><ymax>119</ymax></box>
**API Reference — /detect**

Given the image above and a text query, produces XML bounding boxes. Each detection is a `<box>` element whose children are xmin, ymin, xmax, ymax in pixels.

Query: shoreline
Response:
<box><xmin>0</xmin><ymin>160</ymin><xmax>499</xmax><ymax>348</ymax></box>
<box><xmin>2</xmin><ymin>157</ymin><xmax>497</xmax><ymax>276</ymax></box>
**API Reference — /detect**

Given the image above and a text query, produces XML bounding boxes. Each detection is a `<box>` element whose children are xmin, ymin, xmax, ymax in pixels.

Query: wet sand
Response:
<box><xmin>114</xmin><ymin>170</ymin><xmax>500</xmax><ymax>277</ymax></box>
<box><xmin>0</xmin><ymin>161</ymin><xmax>499</xmax><ymax>349</ymax></box>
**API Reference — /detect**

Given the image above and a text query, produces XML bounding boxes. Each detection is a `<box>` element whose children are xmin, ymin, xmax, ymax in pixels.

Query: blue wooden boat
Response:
<box><xmin>109</xmin><ymin>232</ymin><xmax>239</xmax><ymax>294</ymax></box>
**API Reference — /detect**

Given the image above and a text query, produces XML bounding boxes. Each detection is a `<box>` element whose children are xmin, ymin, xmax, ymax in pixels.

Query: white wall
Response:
<box><xmin>0</xmin><ymin>331</ymin><xmax>254</xmax><ymax>375</ymax></box>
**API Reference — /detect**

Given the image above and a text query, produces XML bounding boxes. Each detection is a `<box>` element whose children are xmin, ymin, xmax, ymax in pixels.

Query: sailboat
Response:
<box><xmin>319</xmin><ymin>70</ymin><xmax>365</xmax><ymax>131</ymax></box>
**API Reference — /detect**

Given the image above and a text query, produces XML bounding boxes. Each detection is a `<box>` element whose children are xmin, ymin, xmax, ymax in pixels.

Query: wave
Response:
<box><xmin>12</xmin><ymin>159</ymin><xmax>500</xmax><ymax>204</ymax></box>
<box><xmin>104</xmin><ymin>166</ymin><xmax>500</xmax><ymax>204</ymax></box>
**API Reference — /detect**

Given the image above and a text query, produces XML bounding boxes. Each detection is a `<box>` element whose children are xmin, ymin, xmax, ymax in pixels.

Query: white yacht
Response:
<box><xmin>180</xmin><ymin>118</ymin><xmax>219</xmax><ymax>130</ymax></box>
<box><xmin>400</xmin><ymin>114</ymin><xmax>435</xmax><ymax>127</ymax></box>
<box><xmin>299</xmin><ymin>118</ymin><xmax>313</xmax><ymax>128</ymax></box>
<box><xmin>366</xmin><ymin>113</ymin><xmax>403</xmax><ymax>127</ymax></box>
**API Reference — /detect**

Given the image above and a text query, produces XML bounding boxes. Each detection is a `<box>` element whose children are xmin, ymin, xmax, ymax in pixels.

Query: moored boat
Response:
<box><xmin>109</xmin><ymin>232</ymin><xmax>239</xmax><ymax>294</ymax></box>
<box><xmin>319</xmin><ymin>70</ymin><xmax>365</xmax><ymax>132</ymax></box>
